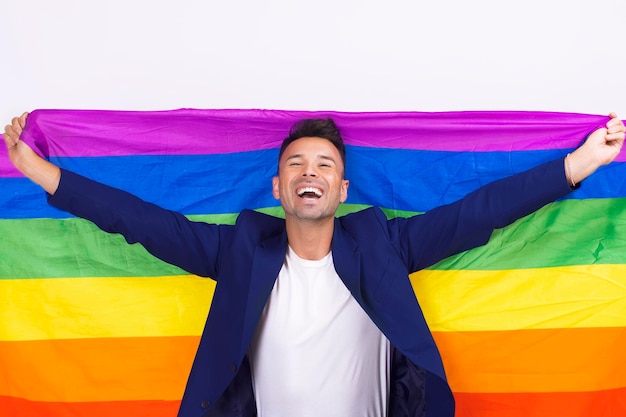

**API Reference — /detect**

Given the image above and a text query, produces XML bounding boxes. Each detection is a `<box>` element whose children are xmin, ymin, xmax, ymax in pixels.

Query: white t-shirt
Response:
<box><xmin>248</xmin><ymin>247</ymin><xmax>390</xmax><ymax>417</ymax></box>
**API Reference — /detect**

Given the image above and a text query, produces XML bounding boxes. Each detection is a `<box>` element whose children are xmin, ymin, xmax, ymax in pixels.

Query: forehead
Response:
<box><xmin>280</xmin><ymin>136</ymin><xmax>340</xmax><ymax>160</ymax></box>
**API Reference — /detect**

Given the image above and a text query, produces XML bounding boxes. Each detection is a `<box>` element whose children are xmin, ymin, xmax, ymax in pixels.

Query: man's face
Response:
<box><xmin>272</xmin><ymin>136</ymin><xmax>349</xmax><ymax>223</ymax></box>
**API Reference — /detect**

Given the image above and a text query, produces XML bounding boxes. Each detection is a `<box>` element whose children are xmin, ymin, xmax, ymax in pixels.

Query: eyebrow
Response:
<box><xmin>285</xmin><ymin>154</ymin><xmax>336</xmax><ymax>163</ymax></box>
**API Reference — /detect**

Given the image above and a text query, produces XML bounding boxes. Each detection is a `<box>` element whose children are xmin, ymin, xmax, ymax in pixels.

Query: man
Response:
<box><xmin>4</xmin><ymin>112</ymin><xmax>625</xmax><ymax>417</ymax></box>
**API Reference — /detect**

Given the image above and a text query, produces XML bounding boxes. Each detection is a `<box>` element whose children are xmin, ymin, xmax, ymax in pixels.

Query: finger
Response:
<box><xmin>10</xmin><ymin>116</ymin><xmax>23</xmax><ymax>136</ymax></box>
<box><xmin>4</xmin><ymin>124</ymin><xmax>15</xmax><ymax>139</ymax></box>
<box><xmin>5</xmin><ymin>124</ymin><xmax>17</xmax><ymax>139</ymax></box>
<box><xmin>3</xmin><ymin>129</ymin><xmax>19</xmax><ymax>148</ymax></box>
<box><xmin>607</xmin><ymin>118</ymin><xmax>625</xmax><ymax>133</ymax></box>
<box><xmin>606</xmin><ymin>122</ymin><xmax>625</xmax><ymax>134</ymax></box>
<box><xmin>606</xmin><ymin>131</ymin><xmax>625</xmax><ymax>141</ymax></box>
<box><xmin>607</xmin><ymin>113</ymin><xmax>623</xmax><ymax>123</ymax></box>
<box><xmin>605</xmin><ymin>131</ymin><xmax>625</xmax><ymax>146</ymax></box>
<box><xmin>17</xmin><ymin>112</ymin><xmax>28</xmax><ymax>129</ymax></box>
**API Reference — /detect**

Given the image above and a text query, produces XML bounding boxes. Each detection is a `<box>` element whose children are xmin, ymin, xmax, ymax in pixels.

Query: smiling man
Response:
<box><xmin>253</xmin><ymin>123</ymin><xmax>389</xmax><ymax>416</ymax></box>
<box><xmin>3</xmin><ymin>114</ymin><xmax>625</xmax><ymax>417</ymax></box>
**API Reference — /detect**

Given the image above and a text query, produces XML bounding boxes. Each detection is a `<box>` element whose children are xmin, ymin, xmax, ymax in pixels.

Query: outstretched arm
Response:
<box><xmin>3</xmin><ymin>111</ymin><xmax>225</xmax><ymax>278</ymax></box>
<box><xmin>3</xmin><ymin>112</ymin><xmax>60</xmax><ymax>194</ymax></box>
<box><xmin>394</xmin><ymin>113</ymin><xmax>624</xmax><ymax>272</ymax></box>
<box><xmin>566</xmin><ymin>112</ymin><xmax>625</xmax><ymax>187</ymax></box>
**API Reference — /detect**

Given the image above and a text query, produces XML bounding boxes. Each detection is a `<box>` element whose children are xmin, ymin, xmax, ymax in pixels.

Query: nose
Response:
<box><xmin>302</xmin><ymin>162</ymin><xmax>317</xmax><ymax>177</ymax></box>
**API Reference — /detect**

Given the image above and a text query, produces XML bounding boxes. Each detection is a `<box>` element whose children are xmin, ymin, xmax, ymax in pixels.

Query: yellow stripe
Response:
<box><xmin>0</xmin><ymin>275</ymin><xmax>213</xmax><ymax>341</ymax></box>
<box><xmin>2</xmin><ymin>264</ymin><xmax>625</xmax><ymax>341</ymax></box>
<box><xmin>412</xmin><ymin>264</ymin><xmax>626</xmax><ymax>332</ymax></box>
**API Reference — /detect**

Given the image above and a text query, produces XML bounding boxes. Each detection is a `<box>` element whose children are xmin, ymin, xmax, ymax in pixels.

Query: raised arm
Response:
<box><xmin>3</xmin><ymin>111</ymin><xmax>224</xmax><ymax>278</ymax></box>
<box><xmin>394</xmin><ymin>113</ymin><xmax>624</xmax><ymax>272</ymax></box>
<box><xmin>3</xmin><ymin>112</ymin><xmax>60</xmax><ymax>194</ymax></box>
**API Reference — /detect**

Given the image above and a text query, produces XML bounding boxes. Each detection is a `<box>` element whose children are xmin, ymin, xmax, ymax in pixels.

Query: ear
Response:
<box><xmin>272</xmin><ymin>176</ymin><xmax>280</xmax><ymax>200</ymax></box>
<box><xmin>340</xmin><ymin>179</ymin><xmax>349</xmax><ymax>203</ymax></box>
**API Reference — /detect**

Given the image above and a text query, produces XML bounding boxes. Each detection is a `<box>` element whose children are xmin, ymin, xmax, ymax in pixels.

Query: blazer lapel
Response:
<box><xmin>331</xmin><ymin>218</ymin><xmax>362</xmax><ymax>298</ymax></box>
<box><xmin>240</xmin><ymin>230</ymin><xmax>287</xmax><ymax>356</ymax></box>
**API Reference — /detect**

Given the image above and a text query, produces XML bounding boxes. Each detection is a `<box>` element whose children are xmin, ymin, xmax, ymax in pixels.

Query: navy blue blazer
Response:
<box><xmin>49</xmin><ymin>157</ymin><xmax>572</xmax><ymax>417</ymax></box>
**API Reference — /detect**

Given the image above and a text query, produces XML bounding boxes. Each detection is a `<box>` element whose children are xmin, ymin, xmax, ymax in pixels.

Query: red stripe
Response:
<box><xmin>0</xmin><ymin>395</ymin><xmax>180</xmax><ymax>417</ymax></box>
<box><xmin>4</xmin><ymin>387</ymin><xmax>625</xmax><ymax>417</ymax></box>
<box><xmin>454</xmin><ymin>387</ymin><xmax>626</xmax><ymax>417</ymax></box>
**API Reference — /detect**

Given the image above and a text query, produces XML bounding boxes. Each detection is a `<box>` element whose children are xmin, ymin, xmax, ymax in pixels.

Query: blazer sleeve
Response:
<box><xmin>389</xmin><ymin>157</ymin><xmax>574</xmax><ymax>272</ymax></box>
<box><xmin>48</xmin><ymin>168</ymin><xmax>228</xmax><ymax>278</ymax></box>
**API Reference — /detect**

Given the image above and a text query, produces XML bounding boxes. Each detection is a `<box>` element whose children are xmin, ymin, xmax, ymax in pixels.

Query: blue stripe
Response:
<box><xmin>1</xmin><ymin>147</ymin><xmax>624</xmax><ymax>219</ymax></box>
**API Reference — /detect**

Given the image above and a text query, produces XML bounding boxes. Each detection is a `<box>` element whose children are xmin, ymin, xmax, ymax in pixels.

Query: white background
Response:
<box><xmin>1</xmin><ymin>0</ymin><xmax>624</xmax><ymax>121</ymax></box>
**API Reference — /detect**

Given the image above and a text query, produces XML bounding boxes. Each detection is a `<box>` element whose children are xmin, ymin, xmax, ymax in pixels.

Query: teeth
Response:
<box><xmin>297</xmin><ymin>187</ymin><xmax>323</xmax><ymax>197</ymax></box>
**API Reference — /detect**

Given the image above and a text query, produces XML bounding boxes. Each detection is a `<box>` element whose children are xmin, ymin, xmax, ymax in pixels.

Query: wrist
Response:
<box><xmin>565</xmin><ymin>153</ymin><xmax>577</xmax><ymax>188</ymax></box>
<box><xmin>13</xmin><ymin>143</ymin><xmax>61</xmax><ymax>194</ymax></box>
<box><xmin>566</xmin><ymin>147</ymin><xmax>601</xmax><ymax>186</ymax></box>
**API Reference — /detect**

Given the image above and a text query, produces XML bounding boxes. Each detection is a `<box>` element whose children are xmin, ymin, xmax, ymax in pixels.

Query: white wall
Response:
<box><xmin>1</xmin><ymin>0</ymin><xmax>625</xmax><ymax>121</ymax></box>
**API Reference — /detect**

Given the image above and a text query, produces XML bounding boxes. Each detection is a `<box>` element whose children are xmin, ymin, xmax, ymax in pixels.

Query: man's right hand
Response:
<box><xmin>3</xmin><ymin>111</ymin><xmax>61</xmax><ymax>195</ymax></box>
<box><xmin>3</xmin><ymin>112</ymin><xmax>29</xmax><ymax>162</ymax></box>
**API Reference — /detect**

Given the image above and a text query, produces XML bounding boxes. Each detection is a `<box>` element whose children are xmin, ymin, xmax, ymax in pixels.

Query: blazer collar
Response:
<box><xmin>241</xmin><ymin>228</ymin><xmax>288</xmax><ymax>356</ymax></box>
<box><xmin>331</xmin><ymin>217</ymin><xmax>362</xmax><ymax>297</ymax></box>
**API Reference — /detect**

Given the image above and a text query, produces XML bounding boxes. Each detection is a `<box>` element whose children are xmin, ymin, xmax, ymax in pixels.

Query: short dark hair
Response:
<box><xmin>278</xmin><ymin>118</ymin><xmax>346</xmax><ymax>170</ymax></box>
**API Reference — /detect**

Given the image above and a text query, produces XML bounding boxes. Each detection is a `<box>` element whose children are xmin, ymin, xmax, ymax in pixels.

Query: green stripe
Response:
<box><xmin>1</xmin><ymin>200</ymin><xmax>625</xmax><ymax>280</ymax></box>
<box><xmin>0</xmin><ymin>217</ymin><xmax>185</xmax><ymax>279</ymax></box>
<box><xmin>431</xmin><ymin>197</ymin><xmax>626</xmax><ymax>270</ymax></box>
<box><xmin>0</xmin><ymin>205</ymin><xmax>371</xmax><ymax>280</ymax></box>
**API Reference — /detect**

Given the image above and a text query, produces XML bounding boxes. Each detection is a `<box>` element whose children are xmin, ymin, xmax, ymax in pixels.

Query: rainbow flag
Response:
<box><xmin>1</xmin><ymin>109</ymin><xmax>625</xmax><ymax>417</ymax></box>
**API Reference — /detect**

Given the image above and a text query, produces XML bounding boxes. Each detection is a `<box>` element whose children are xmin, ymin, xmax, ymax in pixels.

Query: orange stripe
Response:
<box><xmin>434</xmin><ymin>327</ymin><xmax>626</xmax><ymax>393</ymax></box>
<box><xmin>3</xmin><ymin>329</ymin><xmax>625</xmax><ymax>402</ymax></box>
<box><xmin>454</xmin><ymin>387</ymin><xmax>626</xmax><ymax>417</ymax></box>
<box><xmin>0</xmin><ymin>395</ymin><xmax>180</xmax><ymax>417</ymax></box>
<box><xmin>0</xmin><ymin>336</ymin><xmax>199</xmax><ymax>402</ymax></box>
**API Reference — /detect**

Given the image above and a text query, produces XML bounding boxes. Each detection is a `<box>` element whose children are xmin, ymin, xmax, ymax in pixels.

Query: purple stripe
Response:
<box><xmin>22</xmin><ymin>109</ymin><xmax>612</xmax><ymax>154</ymax></box>
<box><xmin>0</xmin><ymin>157</ymin><xmax>22</xmax><ymax>178</ymax></box>
<box><xmin>1</xmin><ymin>109</ymin><xmax>618</xmax><ymax>177</ymax></box>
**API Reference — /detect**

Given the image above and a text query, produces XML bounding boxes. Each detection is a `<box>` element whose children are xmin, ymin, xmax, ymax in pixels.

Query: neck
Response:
<box><xmin>285</xmin><ymin>216</ymin><xmax>334</xmax><ymax>260</ymax></box>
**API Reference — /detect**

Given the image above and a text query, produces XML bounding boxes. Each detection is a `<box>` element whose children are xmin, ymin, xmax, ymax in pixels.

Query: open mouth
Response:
<box><xmin>296</xmin><ymin>186</ymin><xmax>323</xmax><ymax>199</ymax></box>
